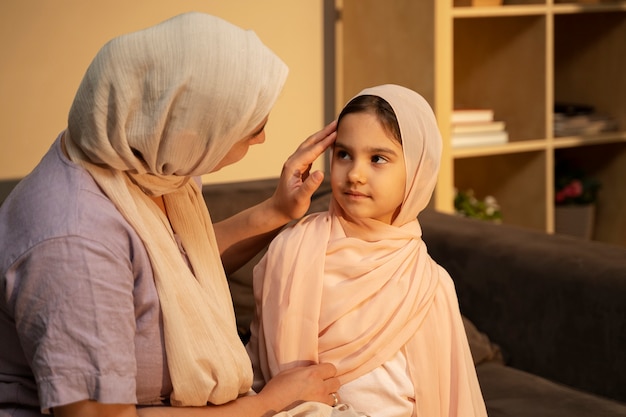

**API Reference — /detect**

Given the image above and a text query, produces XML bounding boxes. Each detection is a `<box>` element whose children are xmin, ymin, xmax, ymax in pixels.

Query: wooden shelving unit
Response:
<box><xmin>336</xmin><ymin>0</ymin><xmax>626</xmax><ymax>246</ymax></box>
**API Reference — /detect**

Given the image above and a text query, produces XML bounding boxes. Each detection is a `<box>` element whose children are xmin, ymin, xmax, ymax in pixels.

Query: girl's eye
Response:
<box><xmin>372</xmin><ymin>155</ymin><xmax>388</xmax><ymax>164</ymax></box>
<box><xmin>336</xmin><ymin>150</ymin><xmax>350</xmax><ymax>160</ymax></box>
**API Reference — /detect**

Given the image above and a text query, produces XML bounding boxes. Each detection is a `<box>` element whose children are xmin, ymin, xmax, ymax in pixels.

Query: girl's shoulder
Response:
<box><xmin>268</xmin><ymin>211</ymin><xmax>332</xmax><ymax>249</ymax></box>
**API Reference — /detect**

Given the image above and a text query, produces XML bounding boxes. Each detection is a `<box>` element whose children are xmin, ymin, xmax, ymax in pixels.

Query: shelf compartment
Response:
<box><xmin>454</xmin><ymin>151</ymin><xmax>547</xmax><ymax>230</ymax></box>
<box><xmin>554</xmin><ymin>12</ymin><xmax>626</xmax><ymax>136</ymax></box>
<box><xmin>454</xmin><ymin>15</ymin><xmax>546</xmax><ymax>142</ymax></box>
<box><xmin>555</xmin><ymin>143</ymin><xmax>626</xmax><ymax>246</ymax></box>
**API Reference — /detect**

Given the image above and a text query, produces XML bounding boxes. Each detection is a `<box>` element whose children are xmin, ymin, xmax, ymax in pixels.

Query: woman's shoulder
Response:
<box><xmin>0</xmin><ymin>139</ymin><xmax>141</xmax><ymax>269</ymax></box>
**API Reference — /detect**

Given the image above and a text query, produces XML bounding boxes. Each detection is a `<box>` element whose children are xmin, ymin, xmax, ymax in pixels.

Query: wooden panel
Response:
<box><xmin>340</xmin><ymin>0</ymin><xmax>435</xmax><ymax>105</ymax></box>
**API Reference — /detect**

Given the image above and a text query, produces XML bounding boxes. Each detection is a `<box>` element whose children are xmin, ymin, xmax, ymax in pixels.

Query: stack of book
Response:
<box><xmin>451</xmin><ymin>109</ymin><xmax>508</xmax><ymax>148</ymax></box>
<box><xmin>553</xmin><ymin>103</ymin><xmax>618</xmax><ymax>137</ymax></box>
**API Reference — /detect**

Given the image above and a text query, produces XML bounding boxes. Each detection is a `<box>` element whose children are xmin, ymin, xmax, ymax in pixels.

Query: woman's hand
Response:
<box><xmin>256</xmin><ymin>362</ymin><xmax>341</xmax><ymax>413</ymax></box>
<box><xmin>270</xmin><ymin>121</ymin><xmax>337</xmax><ymax>223</ymax></box>
<box><xmin>214</xmin><ymin>121</ymin><xmax>336</xmax><ymax>274</ymax></box>
<box><xmin>55</xmin><ymin>364</ymin><xmax>340</xmax><ymax>417</ymax></box>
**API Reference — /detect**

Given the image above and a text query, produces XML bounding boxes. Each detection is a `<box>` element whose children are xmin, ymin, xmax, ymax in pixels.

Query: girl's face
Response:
<box><xmin>331</xmin><ymin>112</ymin><xmax>406</xmax><ymax>224</ymax></box>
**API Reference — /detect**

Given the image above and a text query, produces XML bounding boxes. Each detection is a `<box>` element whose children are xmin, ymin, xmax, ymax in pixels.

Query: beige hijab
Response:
<box><xmin>64</xmin><ymin>12</ymin><xmax>288</xmax><ymax>406</ymax></box>
<box><xmin>250</xmin><ymin>85</ymin><xmax>486</xmax><ymax>416</ymax></box>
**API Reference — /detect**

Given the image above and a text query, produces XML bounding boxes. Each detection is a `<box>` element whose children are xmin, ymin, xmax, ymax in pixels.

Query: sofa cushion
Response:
<box><xmin>463</xmin><ymin>316</ymin><xmax>503</xmax><ymax>366</ymax></box>
<box><xmin>477</xmin><ymin>362</ymin><xmax>626</xmax><ymax>417</ymax></box>
<box><xmin>419</xmin><ymin>209</ymin><xmax>626</xmax><ymax>403</ymax></box>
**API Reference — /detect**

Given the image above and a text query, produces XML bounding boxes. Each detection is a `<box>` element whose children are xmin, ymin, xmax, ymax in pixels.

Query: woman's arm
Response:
<box><xmin>214</xmin><ymin>121</ymin><xmax>336</xmax><ymax>274</ymax></box>
<box><xmin>54</xmin><ymin>363</ymin><xmax>340</xmax><ymax>417</ymax></box>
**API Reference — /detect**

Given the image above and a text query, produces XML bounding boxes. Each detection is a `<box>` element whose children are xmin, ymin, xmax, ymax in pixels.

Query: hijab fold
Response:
<box><xmin>64</xmin><ymin>12</ymin><xmax>288</xmax><ymax>406</ymax></box>
<box><xmin>249</xmin><ymin>85</ymin><xmax>487</xmax><ymax>416</ymax></box>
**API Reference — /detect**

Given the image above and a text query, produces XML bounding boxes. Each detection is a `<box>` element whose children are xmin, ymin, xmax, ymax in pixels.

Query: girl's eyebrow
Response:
<box><xmin>335</xmin><ymin>141</ymin><xmax>399</xmax><ymax>156</ymax></box>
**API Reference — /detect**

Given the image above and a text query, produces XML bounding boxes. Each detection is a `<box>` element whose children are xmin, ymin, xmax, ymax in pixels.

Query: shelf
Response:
<box><xmin>453</xmin><ymin>139</ymin><xmax>547</xmax><ymax>158</ymax></box>
<box><xmin>338</xmin><ymin>0</ymin><xmax>626</xmax><ymax>245</ymax></box>
<box><xmin>553</xmin><ymin>132</ymin><xmax>626</xmax><ymax>148</ymax></box>
<box><xmin>451</xmin><ymin>2</ymin><xmax>626</xmax><ymax>18</ymax></box>
<box><xmin>553</xmin><ymin>2</ymin><xmax>626</xmax><ymax>14</ymax></box>
<box><xmin>453</xmin><ymin>5</ymin><xmax>548</xmax><ymax>18</ymax></box>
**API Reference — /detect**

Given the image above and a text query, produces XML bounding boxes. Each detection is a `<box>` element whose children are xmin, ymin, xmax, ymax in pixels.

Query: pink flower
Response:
<box><xmin>564</xmin><ymin>180</ymin><xmax>583</xmax><ymax>198</ymax></box>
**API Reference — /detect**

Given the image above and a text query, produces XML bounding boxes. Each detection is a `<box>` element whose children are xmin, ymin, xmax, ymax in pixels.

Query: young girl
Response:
<box><xmin>248</xmin><ymin>84</ymin><xmax>487</xmax><ymax>417</ymax></box>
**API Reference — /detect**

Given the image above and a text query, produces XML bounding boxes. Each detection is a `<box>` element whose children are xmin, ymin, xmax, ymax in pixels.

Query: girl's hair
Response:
<box><xmin>337</xmin><ymin>95</ymin><xmax>402</xmax><ymax>144</ymax></box>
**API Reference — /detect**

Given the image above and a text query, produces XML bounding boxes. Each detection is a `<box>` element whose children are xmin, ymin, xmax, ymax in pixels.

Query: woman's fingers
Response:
<box><xmin>287</xmin><ymin>120</ymin><xmax>337</xmax><ymax>171</ymax></box>
<box><xmin>259</xmin><ymin>362</ymin><xmax>341</xmax><ymax>411</ymax></box>
<box><xmin>270</xmin><ymin>121</ymin><xmax>337</xmax><ymax>221</ymax></box>
<box><xmin>299</xmin><ymin>120</ymin><xmax>337</xmax><ymax>148</ymax></box>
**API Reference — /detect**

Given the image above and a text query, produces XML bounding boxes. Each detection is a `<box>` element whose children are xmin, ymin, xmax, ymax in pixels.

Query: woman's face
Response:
<box><xmin>331</xmin><ymin>112</ymin><xmax>406</xmax><ymax>224</ymax></box>
<box><xmin>210</xmin><ymin>117</ymin><xmax>269</xmax><ymax>172</ymax></box>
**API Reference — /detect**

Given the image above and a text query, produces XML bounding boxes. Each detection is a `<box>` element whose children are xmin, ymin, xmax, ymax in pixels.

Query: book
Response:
<box><xmin>452</xmin><ymin>109</ymin><xmax>494</xmax><ymax>124</ymax></box>
<box><xmin>452</xmin><ymin>120</ymin><xmax>506</xmax><ymax>134</ymax></box>
<box><xmin>451</xmin><ymin>130</ymin><xmax>509</xmax><ymax>148</ymax></box>
<box><xmin>553</xmin><ymin>112</ymin><xmax>618</xmax><ymax>137</ymax></box>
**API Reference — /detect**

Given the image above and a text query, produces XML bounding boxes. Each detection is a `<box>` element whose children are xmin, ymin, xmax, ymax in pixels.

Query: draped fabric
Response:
<box><xmin>249</xmin><ymin>85</ymin><xmax>487</xmax><ymax>416</ymax></box>
<box><xmin>64</xmin><ymin>12</ymin><xmax>288</xmax><ymax>406</ymax></box>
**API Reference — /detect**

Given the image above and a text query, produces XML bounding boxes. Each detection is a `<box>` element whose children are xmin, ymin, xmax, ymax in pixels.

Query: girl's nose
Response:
<box><xmin>347</xmin><ymin>163</ymin><xmax>365</xmax><ymax>184</ymax></box>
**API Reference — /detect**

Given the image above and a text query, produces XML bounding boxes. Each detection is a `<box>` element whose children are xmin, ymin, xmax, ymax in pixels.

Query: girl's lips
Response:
<box><xmin>344</xmin><ymin>190</ymin><xmax>369</xmax><ymax>198</ymax></box>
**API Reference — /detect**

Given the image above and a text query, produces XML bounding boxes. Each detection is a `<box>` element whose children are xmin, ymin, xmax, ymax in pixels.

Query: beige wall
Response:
<box><xmin>0</xmin><ymin>0</ymin><xmax>325</xmax><ymax>183</ymax></box>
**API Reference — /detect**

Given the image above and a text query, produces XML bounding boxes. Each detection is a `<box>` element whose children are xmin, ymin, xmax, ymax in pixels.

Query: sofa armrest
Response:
<box><xmin>419</xmin><ymin>210</ymin><xmax>626</xmax><ymax>403</ymax></box>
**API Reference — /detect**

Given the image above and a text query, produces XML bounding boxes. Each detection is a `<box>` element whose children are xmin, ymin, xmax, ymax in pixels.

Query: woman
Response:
<box><xmin>0</xmin><ymin>12</ymin><xmax>340</xmax><ymax>417</ymax></box>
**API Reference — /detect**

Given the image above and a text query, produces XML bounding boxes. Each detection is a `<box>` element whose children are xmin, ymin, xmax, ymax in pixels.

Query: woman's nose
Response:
<box><xmin>251</xmin><ymin>131</ymin><xmax>266</xmax><ymax>145</ymax></box>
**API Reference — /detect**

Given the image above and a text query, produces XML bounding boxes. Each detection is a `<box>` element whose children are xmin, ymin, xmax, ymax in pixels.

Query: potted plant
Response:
<box><xmin>454</xmin><ymin>189</ymin><xmax>502</xmax><ymax>223</ymax></box>
<box><xmin>554</xmin><ymin>160</ymin><xmax>601</xmax><ymax>239</ymax></box>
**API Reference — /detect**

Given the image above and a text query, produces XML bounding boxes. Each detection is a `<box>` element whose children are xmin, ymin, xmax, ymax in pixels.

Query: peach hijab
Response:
<box><xmin>64</xmin><ymin>12</ymin><xmax>288</xmax><ymax>406</ymax></box>
<box><xmin>250</xmin><ymin>85</ymin><xmax>486</xmax><ymax>416</ymax></box>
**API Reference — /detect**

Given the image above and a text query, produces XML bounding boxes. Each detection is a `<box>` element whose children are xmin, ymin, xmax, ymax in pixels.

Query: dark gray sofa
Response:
<box><xmin>419</xmin><ymin>209</ymin><xmax>626</xmax><ymax>417</ymax></box>
<box><xmin>203</xmin><ymin>178</ymin><xmax>626</xmax><ymax>417</ymax></box>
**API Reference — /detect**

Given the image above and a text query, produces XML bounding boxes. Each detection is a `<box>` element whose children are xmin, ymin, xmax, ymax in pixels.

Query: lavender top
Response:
<box><xmin>0</xmin><ymin>135</ymin><xmax>173</xmax><ymax>415</ymax></box>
